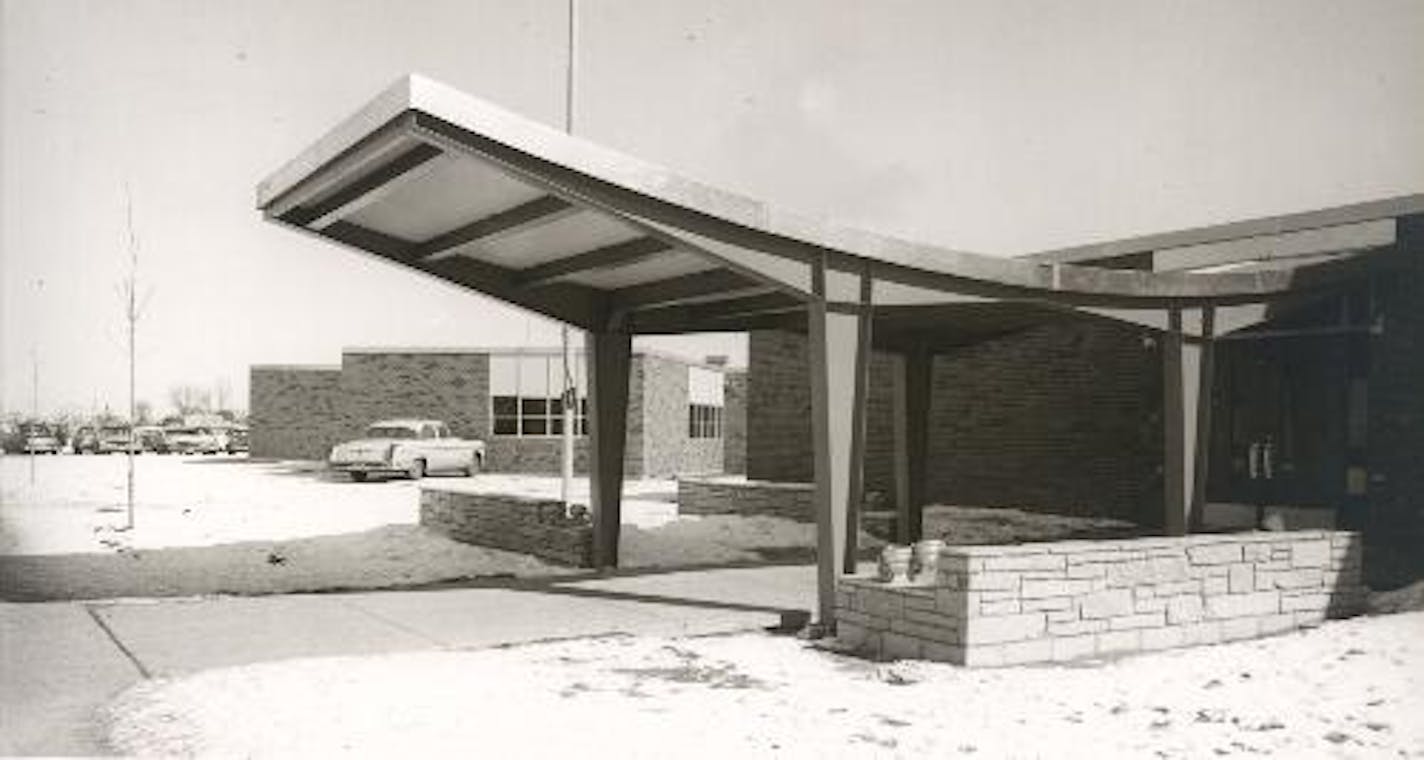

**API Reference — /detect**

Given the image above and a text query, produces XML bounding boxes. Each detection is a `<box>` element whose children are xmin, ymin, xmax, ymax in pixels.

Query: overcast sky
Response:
<box><xmin>3</xmin><ymin>0</ymin><xmax>1422</xmax><ymax>417</ymax></box>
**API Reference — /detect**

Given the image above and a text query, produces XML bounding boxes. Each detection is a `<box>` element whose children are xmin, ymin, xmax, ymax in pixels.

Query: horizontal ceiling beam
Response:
<box><xmin>609</xmin><ymin>268</ymin><xmax>761</xmax><ymax>311</ymax></box>
<box><xmin>417</xmin><ymin>195</ymin><xmax>576</xmax><ymax>261</ymax></box>
<box><xmin>286</xmin><ymin>143</ymin><xmax>443</xmax><ymax>229</ymax></box>
<box><xmin>515</xmin><ymin>236</ymin><xmax>673</xmax><ymax>287</ymax></box>
<box><xmin>625</xmin><ymin>291</ymin><xmax>803</xmax><ymax>333</ymax></box>
<box><xmin>304</xmin><ymin>218</ymin><xmax>608</xmax><ymax>330</ymax></box>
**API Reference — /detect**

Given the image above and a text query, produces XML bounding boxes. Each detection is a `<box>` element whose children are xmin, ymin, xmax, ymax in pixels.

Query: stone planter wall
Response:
<box><xmin>420</xmin><ymin>488</ymin><xmax>592</xmax><ymax>567</ymax></box>
<box><xmin>837</xmin><ymin>530</ymin><xmax>1364</xmax><ymax>667</ymax></box>
<box><xmin>677</xmin><ymin>477</ymin><xmax>815</xmax><ymax>521</ymax></box>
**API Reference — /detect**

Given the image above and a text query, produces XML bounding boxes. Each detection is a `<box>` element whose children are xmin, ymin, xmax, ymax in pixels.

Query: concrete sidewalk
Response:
<box><xmin>0</xmin><ymin>564</ymin><xmax>818</xmax><ymax>756</ymax></box>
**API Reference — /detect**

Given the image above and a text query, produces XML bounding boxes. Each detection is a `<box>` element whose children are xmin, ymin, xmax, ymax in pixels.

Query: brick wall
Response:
<box><xmin>341</xmin><ymin>351</ymin><xmax>490</xmax><ymax>442</ymax></box>
<box><xmin>678</xmin><ymin>477</ymin><xmax>815</xmax><ymax>521</ymax></box>
<box><xmin>420</xmin><ymin>488</ymin><xmax>592</xmax><ymax>566</ymax></box>
<box><xmin>248</xmin><ymin>366</ymin><xmax>344</xmax><ymax>460</ymax></box>
<box><xmin>747</xmin><ymin>324</ymin><xmax>1161</xmax><ymax>523</ymax></box>
<box><xmin>837</xmin><ymin>530</ymin><xmax>1364</xmax><ymax>666</ymax></box>
<box><xmin>723</xmin><ymin>369</ymin><xmax>748</xmax><ymax>474</ymax></box>
<box><xmin>926</xmin><ymin>320</ymin><xmax>1161</xmax><ymax>523</ymax></box>
<box><xmin>251</xmin><ymin>348</ymin><xmax>737</xmax><ymax>479</ymax></box>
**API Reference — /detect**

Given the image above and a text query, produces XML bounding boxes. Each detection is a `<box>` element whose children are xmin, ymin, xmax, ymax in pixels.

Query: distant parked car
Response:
<box><xmin>328</xmin><ymin>419</ymin><xmax>484</xmax><ymax>482</ymax></box>
<box><xmin>19</xmin><ymin>423</ymin><xmax>61</xmax><ymax>455</ymax></box>
<box><xmin>225</xmin><ymin>426</ymin><xmax>249</xmax><ymax>454</ymax></box>
<box><xmin>72</xmin><ymin>426</ymin><xmax>101</xmax><ymax>454</ymax></box>
<box><xmin>134</xmin><ymin>426</ymin><xmax>171</xmax><ymax>454</ymax></box>
<box><xmin>96</xmin><ymin>425</ymin><xmax>137</xmax><ymax>454</ymax></box>
<box><xmin>166</xmin><ymin>427</ymin><xmax>227</xmax><ymax>455</ymax></box>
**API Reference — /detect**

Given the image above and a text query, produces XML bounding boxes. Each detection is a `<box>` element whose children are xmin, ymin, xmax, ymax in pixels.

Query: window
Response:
<box><xmin>490</xmin><ymin>354</ymin><xmax>587</xmax><ymax>437</ymax></box>
<box><xmin>687</xmin><ymin>366</ymin><xmax>725</xmax><ymax>439</ymax></box>
<box><xmin>688</xmin><ymin>403</ymin><xmax>723</xmax><ymax>439</ymax></box>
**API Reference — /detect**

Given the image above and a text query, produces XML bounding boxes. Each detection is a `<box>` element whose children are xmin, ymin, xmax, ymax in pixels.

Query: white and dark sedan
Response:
<box><xmin>329</xmin><ymin>419</ymin><xmax>485</xmax><ymax>482</ymax></box>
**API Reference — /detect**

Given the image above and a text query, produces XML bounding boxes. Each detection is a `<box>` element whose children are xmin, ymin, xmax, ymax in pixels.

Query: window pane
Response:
<box><xmin>522</xmin><ymin>418</ymin><xmax>547</xmax><ymax>435</ymax></box>
<box><xmin>490</xmin><ymin>356</ymin><xmax>519</xmax><ymax>395</ymax></box>
<box><xmin>519</xmin><ymin>355</ymin><xmax>549</xmax><ymax>397</ymax></box>
<box><xmin>521</xmin><ymin>398</ymin><xmax>548</xmax><ymax>417</ymax></box>
<box><xmin>550</xmin><ymin>418</ymin><xmax>563</xmax><ymax>435</ymax></box>
<box><xmin>494</xmin><ymin>417</ymin><xmax>518</xmax><ymax>435</ymax></box>
<box><xmin>493</xmin><ymin>396</ymin><xmax>517</xmax><ymax>415</ymax></box>
<box><xmin>550</xmin><ymin>397</ymin><xmax>564</xmax><ymax>416</ymax></box>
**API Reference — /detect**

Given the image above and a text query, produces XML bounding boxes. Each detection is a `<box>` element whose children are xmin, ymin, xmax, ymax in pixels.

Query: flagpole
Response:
<box><xmin>559</xmin><ymin>0</ymin><xmax>578</xmax><ymax>512</ymax></box>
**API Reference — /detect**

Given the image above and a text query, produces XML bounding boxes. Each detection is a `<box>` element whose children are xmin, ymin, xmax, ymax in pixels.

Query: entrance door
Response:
<box><xmin>1208</xmin><ymin>337</ymin><xmax>1349</xmax><ymax>509</ymax></box>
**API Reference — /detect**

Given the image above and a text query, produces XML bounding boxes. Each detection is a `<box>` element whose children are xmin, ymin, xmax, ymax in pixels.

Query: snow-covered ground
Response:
<box><xmin>0</xmin><ymin>454</ymin><xmax>680</xmax><ymax>556</ymax></box>
<box><xmin>0</xmin><ymin>455</ymin><xmax>875</xmax><ymax>599</ymax></box>
<box><xmin>104</xmin><ymin>611</ymin><xmax>1424</xmax><ymax>758</ymax></box>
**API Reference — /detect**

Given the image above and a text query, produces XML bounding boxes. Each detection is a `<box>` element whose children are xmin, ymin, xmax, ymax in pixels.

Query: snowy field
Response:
<box><xmin>0</xmin><ymin>455</ymin><xmax>863</xmax><ymax>599</ymax></box>
<box><xmin>0</xmin><ymin>454</ymin><xmax>681</xmax><ymax>556</ymax></box>
<box><xmin>104</xmin><ymin>611</ymin><xmax>1424</xmax><ymax>758</ymax></box>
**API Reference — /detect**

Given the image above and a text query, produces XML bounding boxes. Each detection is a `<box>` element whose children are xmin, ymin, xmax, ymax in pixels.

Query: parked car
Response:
<box><xmin>19</xmin><ymin>423</ymin><xmax>61</xmax><ymax>455</ymax></box>
<box><xmin>329</xmin><ymin>419</ymin><xmax>485</xmax><ymax>482</ymax></box>
<box><xmin>166</xmin><ymin>427</ymin><xmax>227</xmax><ymax>455</ymax></box>
<box><xmin>72</xmin><ymin>426</ymin><xmax>101</xmax><ymax>454</ymax></box>
<box><xmin>96</xmin><ymin>425</ymin><xmax>137</xmax><ymax>454</ymax></box>
<box><xmin>225</xmin><ymin>426</ymin><xmax>249</xmax><ymax>454</ymax></box>
<box><xmin>134</xmin><ymin>425</ymin><xmax>171</xmax><ymax>454</ymax></box>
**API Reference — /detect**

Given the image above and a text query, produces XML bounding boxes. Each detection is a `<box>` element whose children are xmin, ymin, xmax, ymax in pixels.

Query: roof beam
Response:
<box><xmin>286</xmin><ymin>143</ymin><xmax>443</xmax><ymax>229</ymax></box>
<box><xmin>296</xmin><ymin>218</ymin><xmax>607</xmax><ymax>330</ymax></box>
<box><xmin>515</xmin><ymin>237</ymin><xmax>673</xmax><ymax>287</ymax></box>
<box><xmin>609</xmin><ymin>269</ymin><xmax>759</xmax><ymax>311</ymax></box>
<box><xmin>624</xmin><ymin>292</ymin><xmax>803</xmax><ymax>333</ymax></box>
<box><xmin>417</xmin><ymin>195</ymin><xmax>576</xmax><ymax>261</ymax></box>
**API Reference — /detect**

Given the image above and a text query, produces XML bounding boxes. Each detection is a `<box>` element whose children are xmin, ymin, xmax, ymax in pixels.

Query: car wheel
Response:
<box><xmin>349</xmin><ymin>472</ymin><xmax>368</xmax><ymax>483</ymax></box>
<box><xmin>408</xmin><ymin>459</ymin><xmax>426</xmax><ymax>480</ymax></box>
<box><xmin>462</xmin><ymin>455</ymin><xmax>482</xmax><ymax>477</ymax></box>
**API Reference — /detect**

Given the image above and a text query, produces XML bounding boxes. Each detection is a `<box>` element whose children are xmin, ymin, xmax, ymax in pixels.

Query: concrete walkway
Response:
<box><xmin>0</xmin><ymin>564</ymin><xmax>818</xmax><ymax>756</ymax></box>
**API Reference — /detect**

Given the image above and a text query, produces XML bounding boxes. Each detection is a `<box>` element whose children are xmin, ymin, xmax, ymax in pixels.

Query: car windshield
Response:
<box><xmin>101</xmin><ymin>427</ymin><xmax>130</xmax><ymax>436</ymax></box>
<box><xmin>366</xmin><ymin>425</ymin><xmax>417</xmax><ymax>439</ymax></box>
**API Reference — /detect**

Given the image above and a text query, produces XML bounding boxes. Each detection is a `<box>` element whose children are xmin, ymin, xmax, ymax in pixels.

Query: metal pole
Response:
<box><xmin>562</xmin><ymin>327</ymin><xmax>575</xmax><ymax>510</ymax></box>
<box><xmin>30</xmin><ymin>278</ymin><xmax>42</xmax><ymax>486</ymax></box>
<box><xmin>558</xmin><ymin>0</ymin><xmax>577</xmax><ymax>512</ymax></box>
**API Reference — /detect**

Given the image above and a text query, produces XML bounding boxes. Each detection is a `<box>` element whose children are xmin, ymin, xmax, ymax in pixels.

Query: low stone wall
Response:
<box><xmin>678</xmin><ymin>477</ymin><xmax>814</xmax><ymax>521</ymax></box>
<box><xmin>837</xmin><ymin>530</ymin><xmax>1364</xmax><ymax>667</ymax></box>
<box><xmin>419</xmin><ymin>488</ymin><xmax>592</xmax><ymax>567</ymax></box>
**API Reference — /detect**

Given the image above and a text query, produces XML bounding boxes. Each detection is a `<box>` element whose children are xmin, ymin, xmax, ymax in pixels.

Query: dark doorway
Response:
<box><xmin>1207</xmin><ymin>334</ymin><xmax>1353</xmax><ymax>509</ymax></box>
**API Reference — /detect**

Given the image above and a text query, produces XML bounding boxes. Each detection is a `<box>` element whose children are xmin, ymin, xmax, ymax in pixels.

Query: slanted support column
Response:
<box><xmin>1190</xmin><ymin>307</ymin><xmax>1217</xmax><ymax>532</ymax></box>
<box><xmin>586</xmin><ymin>330</ymin><xmax>631</xmax><ymax>569</ymax></box>
<box><xmin>892</xmin><ymin>343</ymin><xmax>932</xmax><ymax>544</ymax></box>
<box><xmin>809</xmin><ymin>260</ymin><xmax>872</xmax><ymax>628</ymax></box>
<box><xmin>1163</xmin><ymin>308</ymin><xmax>1208</xmax><ymax>535</ymax></box>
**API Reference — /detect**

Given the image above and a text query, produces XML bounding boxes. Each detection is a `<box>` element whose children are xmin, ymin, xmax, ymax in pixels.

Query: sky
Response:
<box><xmin>3</xmin><ymin>0</ymin><xmax>1422</xmax><ymax>418</ymax></box>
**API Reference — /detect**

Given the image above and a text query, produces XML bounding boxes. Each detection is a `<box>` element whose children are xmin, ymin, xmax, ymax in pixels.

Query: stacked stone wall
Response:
<box><xmin>837</xmin><ymin>530</ymin><xmax>1363</xmax><ymax>666</ymax></box>
<box><xmin>678</xmin><ymin>477</ymin><xmax>815</xmax><ymax>521</ymax></box>
<box><xmin>419</xmin><ymin>488</ymin><xmax>592</xmax><ymax>567</ymax></box>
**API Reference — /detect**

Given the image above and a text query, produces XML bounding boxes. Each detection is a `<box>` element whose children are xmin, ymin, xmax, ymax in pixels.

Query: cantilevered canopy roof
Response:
<box><xmin>258</xmin><ymin>75</ymin><xmax>1421</xmax><ymax>341</ymax></box>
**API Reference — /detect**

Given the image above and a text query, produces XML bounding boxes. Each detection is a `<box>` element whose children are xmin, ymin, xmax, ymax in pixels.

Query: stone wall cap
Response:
<box><xmin>941</xmin><ymin>529</ymin><xmax>1360</xmax><ymax>557</ymax></box>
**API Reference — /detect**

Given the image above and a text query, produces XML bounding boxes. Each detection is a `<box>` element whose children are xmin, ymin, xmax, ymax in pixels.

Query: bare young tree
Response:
<box><xmin>118</xmin><ymin>185</ymin><xmax>153</xmax><ymax>530</ymax></box>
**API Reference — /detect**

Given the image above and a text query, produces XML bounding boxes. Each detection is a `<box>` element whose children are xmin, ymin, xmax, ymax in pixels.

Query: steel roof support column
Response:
<box><xmin>893</xmin><ymin>342</ymin><xmax>932</xmax><ymax>545</ymax></box>
<box><xmin>1163</xmin><ymin>308</ymin><xmax>1207</xmax><ymax>535</ymax></box>
<box><xmin>1190</xmin><ymin>307</ymin><xmax>1217</xmax><ymax>532</ymax></box>
<box><xmin>586</xmin><ymin>330</ymin><xmax>631</xmax><ymax>568</ymax></box>
<box><xmin>809</xmin><ymin>260</ymin><xmax>872</xmax><ymax>629</ymax></box>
